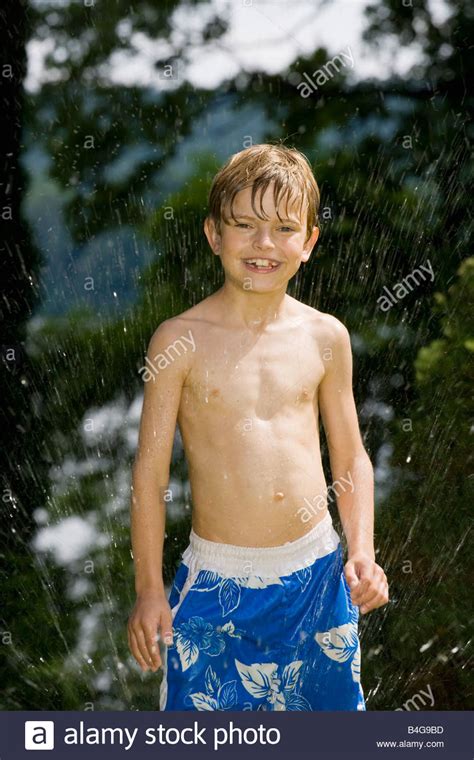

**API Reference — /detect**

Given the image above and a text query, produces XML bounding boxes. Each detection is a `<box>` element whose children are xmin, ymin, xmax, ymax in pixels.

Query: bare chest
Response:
<box><xmin>179</xmin><ymin>327</ymin><xmax>325</xmax><ymax>421</ymax></box>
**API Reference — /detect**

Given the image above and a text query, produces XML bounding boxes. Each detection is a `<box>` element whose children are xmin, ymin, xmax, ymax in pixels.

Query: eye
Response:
<box><xmin>235</xmin><ymin>222</ymin><xmax>251</xmax><ymax>228</ymax></box>
<box><xmin>279</xmin><ymin>226</ymin><xmax>294</xmax><ymax>232</ymax></box>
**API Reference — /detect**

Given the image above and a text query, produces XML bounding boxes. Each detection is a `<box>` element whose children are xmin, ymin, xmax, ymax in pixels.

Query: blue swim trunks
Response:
<box><xmin>160</xmin><ymin>511</ymin><xmax>366</xmax><ymax>711</ymax></box>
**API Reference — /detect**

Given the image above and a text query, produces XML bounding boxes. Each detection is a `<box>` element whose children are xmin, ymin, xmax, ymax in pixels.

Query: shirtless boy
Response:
<box><xmin>128</xmin><ymin>144</ymin><xmax>389</xmax><ymax>711</ymax></box>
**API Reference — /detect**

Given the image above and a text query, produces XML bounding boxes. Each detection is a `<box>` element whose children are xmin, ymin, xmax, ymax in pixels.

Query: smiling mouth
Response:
<box><xmin>242</xmin><ymin>258</ymin><xmax>282</xmax><ymax>272</ymax></box>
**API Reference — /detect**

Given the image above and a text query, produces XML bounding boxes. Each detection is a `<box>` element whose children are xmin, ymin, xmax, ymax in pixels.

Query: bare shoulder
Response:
<box><xmin>315</xmin><ymin>311</ymin><xmax>350</xmax><ymax>346</ymax></box>
<box><xmin>292</xmin><ymin>300</ymin><xmax>351</xmax><ymax>348</ymax></box>
<box><xmin>292</xmin><ymin>306</ymin><xmax>354</xmax><ymax>388</ymax></box>
<box><xmin>146</xmin><ymin>317</ymin><xmax>182</xmax><ymax>352</ymax></box>
<box><xmin>147</xmin><ymin>299</ymin><xmax>212</xmax><ymax>348</ymax></box>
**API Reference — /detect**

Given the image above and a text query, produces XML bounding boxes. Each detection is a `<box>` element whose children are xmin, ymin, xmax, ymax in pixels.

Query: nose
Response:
<box><xmin>252</xmin><ymin>228</ymin><xmax>275</xmax><ymax>252</ymax></box>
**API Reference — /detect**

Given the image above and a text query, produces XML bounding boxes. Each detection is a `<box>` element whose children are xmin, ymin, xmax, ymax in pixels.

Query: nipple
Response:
<box><xmin>297</xmin><ymin>387</ymin><xmax>310</xmax><ymax>403</ymax></box>
<box><xmin>274</xmin><ymin>491</ymin><xmax>285</xmax><ymax>501</ymax></box>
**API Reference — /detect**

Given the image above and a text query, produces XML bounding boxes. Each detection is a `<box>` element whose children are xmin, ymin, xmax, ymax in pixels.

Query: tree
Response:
<box><xmin>366</xmin><ymin>258</ymin><xmax>473</xmax><ymax>709</ymax></box>
<box><xmin>3</xmin><ymin>0</ymin><xmax>471</xmax><ymax>708</ymax></box>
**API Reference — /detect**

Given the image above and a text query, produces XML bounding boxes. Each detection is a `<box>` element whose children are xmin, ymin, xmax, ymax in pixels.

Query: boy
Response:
<box><xmin>128</xmin><ymin>144</ymin><xmax>389</xmax><ymax>711</ymax></box>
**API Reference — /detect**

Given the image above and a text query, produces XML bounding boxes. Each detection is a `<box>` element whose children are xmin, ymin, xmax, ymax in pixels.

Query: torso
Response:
<box><xmin>174</xmin><ymin>294</ymin><xmax>332</xmax><ymax>546</ymax></box>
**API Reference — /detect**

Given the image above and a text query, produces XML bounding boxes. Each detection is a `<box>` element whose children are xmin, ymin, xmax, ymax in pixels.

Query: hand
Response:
<box><xmin>127</xmin><ymin>591</ymin><xmax>174</xmax><ymax>673</ymax></box>
<box><xmin>344</xmin><ymin>553</ymin><xmax>389</xmax><ymax>615</ymax></box>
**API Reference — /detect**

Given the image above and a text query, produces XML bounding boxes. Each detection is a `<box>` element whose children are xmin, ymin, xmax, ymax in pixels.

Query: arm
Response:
<box><xmin>128</xmin><ymin>319</ymin><xmax>189</xmax><ymax>671</ymax></box>
<box><xmin>318</xmin><ymin>318</ymin><xmax>389</xmax><ymax>615</ymax></box>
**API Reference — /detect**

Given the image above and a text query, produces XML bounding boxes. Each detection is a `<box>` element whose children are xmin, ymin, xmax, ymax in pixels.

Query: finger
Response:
<box><xmin>138</xmin><ymin>625</ymin><xmax>159</xmax><ymax>670</ymax></box>
<box><xmin>351</xmin><ymin>567</ymin><xmax>375</xmax><ymax>603</ymax></box>
<box><xmin>135</xmin><ymin>627</ymin><xmax>154</xmax><ymax>671</ymax></box>
<box><xmin>344</xmin><ymin>563</ymin><xmax>359</xmax><ymax>589</ymax></box>
<box><xmin>359</xmin><ymin>564</ymin><xmax>376</xmax><ymax>584</ymax></box>
<box><xmin>351</xmin><ymin>578</ymin><xmax>371</xmax><ymax>603</ymax></box>
<box><xmin>143</xmin><ymin>625</ymin><xmax>162</xmax><ymax>670</ymax></box>
<box><xmin>371</xmin><ymin>582</ymin><xmax>390</xmax><ymax>610</ymax></box>
<box><xmin>160</xmin><ymin>610</ymin><xmax>174</xmax><ymax>646</ymax></box>
<box><xmin>130</xmin><ymin>630</ymin><xmax>150</xmax><ymax>672</ymax></box>
<box><xmin>360</xmin><ymin>584</ymin><xmax>389</xmax><ymax>614</ymax></box>
<box><xmin>359</xmin><ymin>589</ymin><xmax>380</xmax><ymax>613</ymax></box>
<box><xmin>356</xmin><ymin>576</ymin><xmax>382</xmax><ymax>603</ymax></box>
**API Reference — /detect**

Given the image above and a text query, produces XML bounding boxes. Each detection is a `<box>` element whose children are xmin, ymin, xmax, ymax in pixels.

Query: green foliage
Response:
<box><xmin>365</xmin><ymin>258</ymin><xmax>473</xmax><ymax>709</ymax></box>
<box><xmin>2</xmin><ymin>0</ymin><xmax>472</xmax><ymax>711</ymax></box>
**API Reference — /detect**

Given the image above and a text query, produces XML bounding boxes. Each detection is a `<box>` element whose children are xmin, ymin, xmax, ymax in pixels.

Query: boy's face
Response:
<box><xmin>204</xmin><ymin>182</ymin><xmax>319</xmax><ymax>292</ymax></box>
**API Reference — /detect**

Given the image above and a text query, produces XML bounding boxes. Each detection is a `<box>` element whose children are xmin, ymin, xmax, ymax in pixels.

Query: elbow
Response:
<box><xmin>355</xmin><ymin>447</ymin><xmax>372</xmax><ymax>463</ymax></box>
<box><xmin>329</xmin><ymin>448</ymin><xmax>373</xmax><ymax>477</ymax></box>
<box><xmin>131</xmin><ymin>457</ymin><xmax>169</xmax><ymax>493</ymax></box>
<box><xmin>348</xmin><ymin>449</ymin><xmax>373</xmax><ymax>469</ymax></box>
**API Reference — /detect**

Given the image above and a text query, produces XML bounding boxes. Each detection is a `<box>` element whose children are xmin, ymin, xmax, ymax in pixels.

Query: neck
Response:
<box><xmin>215</xmin><ymin>279</ymin><xmax>289</xmax><ymax>329</ymax></box>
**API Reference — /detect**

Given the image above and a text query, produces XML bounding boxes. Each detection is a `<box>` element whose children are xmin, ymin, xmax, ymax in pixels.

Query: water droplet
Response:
<box><xmin>419</xmin><ymin>639</ymin><xmax>433</xmax><ymax>652</ymax></box>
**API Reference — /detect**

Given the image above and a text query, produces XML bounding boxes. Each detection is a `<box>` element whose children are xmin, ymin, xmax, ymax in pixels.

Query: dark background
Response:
<box><xmin>1</xmin><ymin>0</ymin><xmax>472</xmax><ymax>710</ymax></box>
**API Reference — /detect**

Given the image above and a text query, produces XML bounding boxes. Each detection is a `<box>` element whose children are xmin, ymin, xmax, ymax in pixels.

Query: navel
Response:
<box><xmin>274</xmin><ymin>491</ymin><xmax>285</xmax><ymax>501</ymax></box>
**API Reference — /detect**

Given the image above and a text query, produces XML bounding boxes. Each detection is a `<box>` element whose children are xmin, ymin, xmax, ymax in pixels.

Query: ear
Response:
<box><xmin>301</xmin><ymin>226</ymin><xmax>320</xmax><ymax>263</ymax></box>
<box><xmin>204</xmin><ymin>216</ymin><xmax>221</xmax><ymax>255</ymax></box>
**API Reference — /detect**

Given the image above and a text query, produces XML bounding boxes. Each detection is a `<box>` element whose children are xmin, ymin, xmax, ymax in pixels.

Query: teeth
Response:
<box><xmin>246</xmin><ymin>259</ymin><xmax>278</xmax><ymax>267</ymax></box>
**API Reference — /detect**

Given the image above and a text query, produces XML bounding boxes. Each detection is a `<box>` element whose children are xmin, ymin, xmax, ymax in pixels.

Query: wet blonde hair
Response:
<box><xmin>207</xmin><ymin>143</ymin><xmax>320</xmax><ymax>240</ymax></box>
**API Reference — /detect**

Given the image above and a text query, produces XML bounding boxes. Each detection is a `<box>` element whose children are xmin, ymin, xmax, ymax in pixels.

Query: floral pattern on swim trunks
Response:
<box><xmin>160</xmin><ymin>544</ymin><xmax>366</xmax><ymax>711</ymax></box>
<box><xmin>174</xmin><ymin>616</ymin><xmax>243</xmax><ymax>671</ymax></box>
<box><xmin>186</xmin><ymin>569</ymin><xmax>284</xmax><ymax>617</ymax></box>
<box><xmin>184</xmin><ymin>659</ymin><xmax>312</xmax><ymax>711</ymax></box>
<box><xmin>314</xmin><ymin>607</ymin><xmax>361</xmax><ymax>684</ymax></box>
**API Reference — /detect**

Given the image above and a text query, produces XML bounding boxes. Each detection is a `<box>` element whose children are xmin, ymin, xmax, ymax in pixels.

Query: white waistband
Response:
<box><xmin>181</xmin><ymin>511</ymin><xmax>340</xmax><ymax>578</ymax></box>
